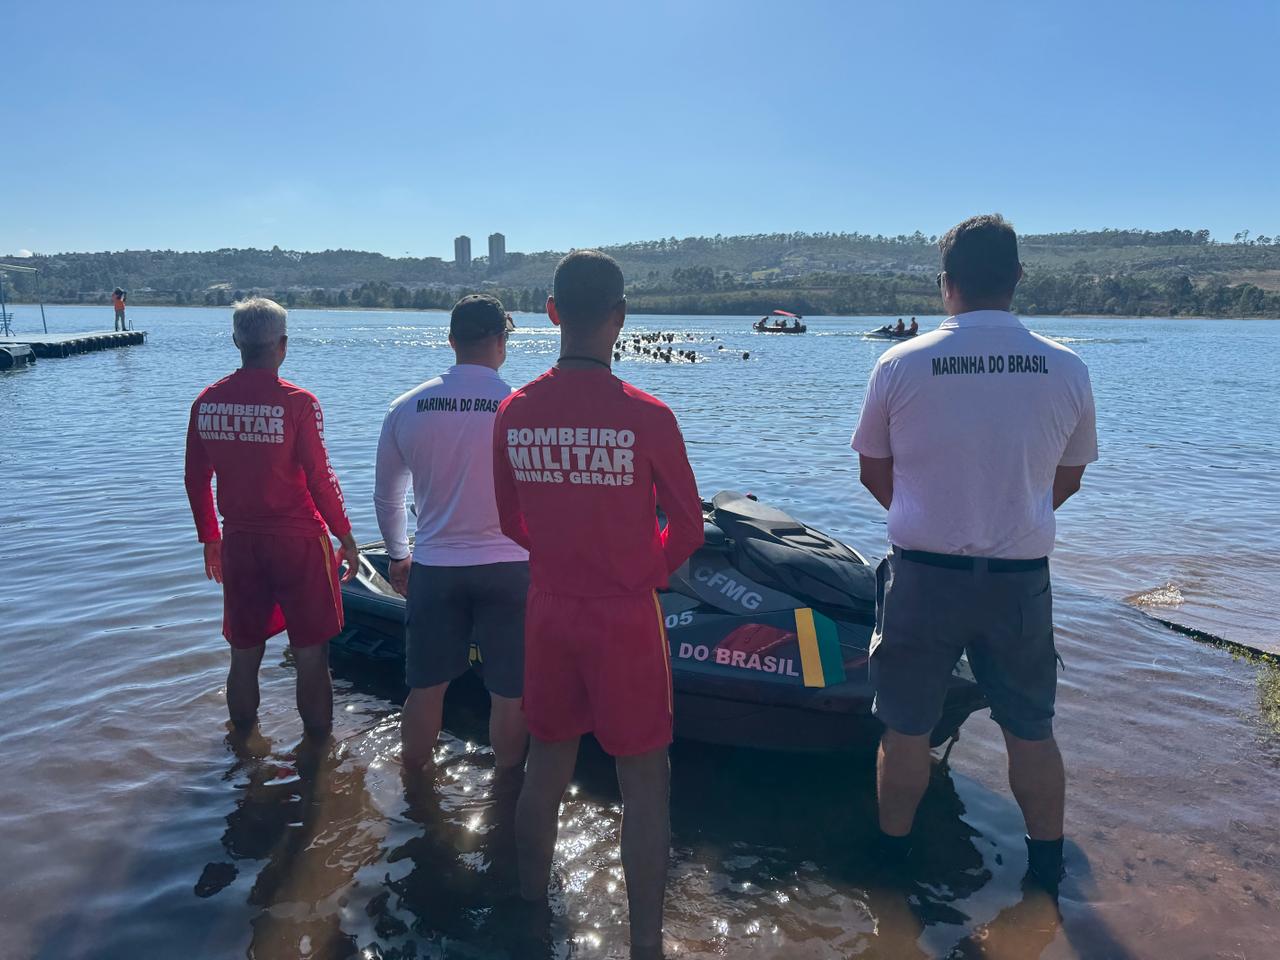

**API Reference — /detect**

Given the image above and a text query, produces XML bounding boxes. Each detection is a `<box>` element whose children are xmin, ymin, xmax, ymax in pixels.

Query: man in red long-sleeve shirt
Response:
<box><xmin>184</xmin><ymin>297</ymin><xmax>359</xmax><ymax>737</ymax></box>
<box><xmin>493</xmin><ymin>251</ymin><xmax>703</xmax><ymax>959</ymax></box>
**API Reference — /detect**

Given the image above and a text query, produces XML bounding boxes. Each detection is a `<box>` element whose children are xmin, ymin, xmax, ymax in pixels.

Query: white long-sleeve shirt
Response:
<box><xmin>374</xmin><ymin>364</ymin><xmax>529</xmax><ymax>566</ymax></box>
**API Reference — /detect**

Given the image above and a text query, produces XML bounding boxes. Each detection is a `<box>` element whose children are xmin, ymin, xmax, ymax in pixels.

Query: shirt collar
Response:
<box><xmin>938</xmin><ymin>310</ymin><xmax>1025</xmax><ymax>330</ymax></box>
<box><xmin>447</xmin><ymin>363</ymin><xmax>502</xmax><ymax>379</ymax></box>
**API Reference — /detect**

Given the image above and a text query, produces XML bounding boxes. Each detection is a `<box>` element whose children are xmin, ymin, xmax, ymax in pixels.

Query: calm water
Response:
<box><xmin>1</xmin><ymin>305</ymin><xmax>1277</xmax><ymax>960</ymax></box>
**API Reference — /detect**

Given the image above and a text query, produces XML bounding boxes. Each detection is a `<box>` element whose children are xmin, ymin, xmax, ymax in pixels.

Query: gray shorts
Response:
<box><xmin>870</xmin><ymin>548</ymin><xmax>1060</xmax><ymax>741</ymax></box>
<box><xmin>405</xmin><ymin>561</ymin><xmax>530</xmax><ymax>697</ymax></box>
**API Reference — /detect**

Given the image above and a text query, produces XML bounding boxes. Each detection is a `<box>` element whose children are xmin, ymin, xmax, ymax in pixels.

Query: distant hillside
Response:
<box><xmin>4</xmin><ymin>228</ymin><xmax>1280</xmax><ymax>317</ymax></box>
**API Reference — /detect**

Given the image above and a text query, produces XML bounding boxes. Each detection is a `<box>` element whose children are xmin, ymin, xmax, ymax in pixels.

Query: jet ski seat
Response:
<box><xmin>709</xmin><ymin>492</ymin><xmax>876</xmax><ymax>616</ymax></box>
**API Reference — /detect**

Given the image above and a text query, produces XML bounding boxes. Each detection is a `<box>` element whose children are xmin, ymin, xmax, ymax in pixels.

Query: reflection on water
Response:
<box><xmin>1</xmin><ymin>307</ymin><xmax>1279</xmax><ymax>958</ymax></box>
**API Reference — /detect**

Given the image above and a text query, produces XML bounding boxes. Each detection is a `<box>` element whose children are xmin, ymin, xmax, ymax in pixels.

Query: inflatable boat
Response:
<box><xmin>754</xmin><ymin>310</ymin><xmax>807</xmax><ymax>334</ymax></box>
<box><xmin>332</xmin><ymin>492</ymin><xmax>987</xmax><ymax>752</ymax></box>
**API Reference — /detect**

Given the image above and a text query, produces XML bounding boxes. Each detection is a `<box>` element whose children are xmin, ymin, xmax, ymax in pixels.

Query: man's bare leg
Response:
<box><xmin>227</xmin><ymin>644</ymin><xmax>265</xmax><ymax>729</ymax></box>
<box><xmin>615</xmin><ymin>746</ymin><xmax>671</xmax><ymax>957</ymax></box>
<box><xmin>401</xmin><ymin>682</ymin><xmax>449</xmax><ymax>770</ymax></box>
<box><xmin>516</xmin><ymin>735</ymin><xmax>579</xmax><ymax>901</ymax></box>
<box><xmin>292</xmin><ymin>641</ymin><xmax>333</xmax><ymax>737</ymax></box>
<box><xmin>876</xmin><ymin>728</ymin><xmax>932</xmax><ymax>836</ymax></box>
<box><xmin>489</xmin><ymin>693</ymin><xmax>528</xmax><ymax>770</ymax></box>
<box><xmin>1003</xmin><ymin>730</ymin><xmax>1065</xmax><ymax>840</ymax></box>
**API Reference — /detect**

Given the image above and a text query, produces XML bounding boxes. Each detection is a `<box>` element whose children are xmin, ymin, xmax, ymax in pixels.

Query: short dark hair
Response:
<box><xmin>552</xmin><ymin>250</ymin><xmax>624</xmax><ymax>329</ymax></box>
<box><xmin>939</xmin><ymin>214</ymin><xmax>1021</xmax><ymax>303</ymax></box>
<box><xmin>450</xmin><ymin>294</ymin><xmax>512</xmax><ymax>341</ymax></box>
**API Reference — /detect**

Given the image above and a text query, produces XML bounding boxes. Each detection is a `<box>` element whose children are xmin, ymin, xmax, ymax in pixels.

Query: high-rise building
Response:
<box><xmin>488</xmin><ymin>232</ymin><xmax>506</xmax><ymax>270</ymax></box>
<box><xmin>454</xmin><ymin>235</ymin><xmax>471</xmax><ymax>268</ymax></box>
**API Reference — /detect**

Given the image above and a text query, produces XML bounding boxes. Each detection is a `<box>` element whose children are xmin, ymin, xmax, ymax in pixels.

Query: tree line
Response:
<box><xmin>90</xmin><ymin>270</ymin><xmax>1273</xmax><ymax>319</ymax></box>
<box><xmin>622</xmin><ymin>271</ymin><xmax>1280</xmax><ymax>319</ymax></box>
<box><xmin>3</xmin><ymin>227</ymin><xmax>1278</xmax><ymax>318</ymax></box>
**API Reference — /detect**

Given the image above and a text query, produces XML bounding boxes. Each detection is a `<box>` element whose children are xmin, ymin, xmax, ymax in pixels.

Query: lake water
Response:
<box><xmin>1</xmin><ymin>305</ymin><xmax>1277</xmax><ymax>959</ymax></box>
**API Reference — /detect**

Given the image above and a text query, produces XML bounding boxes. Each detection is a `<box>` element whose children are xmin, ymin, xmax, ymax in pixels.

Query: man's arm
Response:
<box><xmin>1053</xmin><ymin>464</ymin><xmax>1086</xmax><ymax>509</ymax></box>
<box><xmin>183</xmin><ymin>404</ymin><xmax>225</xmax><ymax>582</ymax></box>
<box><xmin>295</xmin><ymin>395</ymin><xmax>359</xmax><ymax>581</ymax></box>
<box><xmin>858</xmin><ymin>454</ymin><xmax>894</xmax><ymax>510</ymax></box>
<box><xmin>492</xmin><ymin>409</ymin><xmax>531</xmax><ymax>550</ymax></box>
<box><xmin>372</xmin><ymin>408</ymin><xmax>413</xmax><ymax>596</ymax></box>
<box><xmin>1055</xmin><ymin>373</ymin><xmax>1098</xmax><ymax>510</ymax></box>
<box><xmin>851</xmin><ymin>361</ymin><xmax>893</xmax><ymax>510</ymax></box>
<box><xmin>652</xmin><ymin>408</ymin><xmax>704</xmax><ymax>571</ymax></box>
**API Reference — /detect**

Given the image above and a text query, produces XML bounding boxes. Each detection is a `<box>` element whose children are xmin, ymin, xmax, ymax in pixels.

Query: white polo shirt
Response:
<box><xmin>374</xmin><ymin>364</ymin><xmax>529</xmax><ymax>566</ymax></box>
<box><xmin>851</xmin><ymin>310</ymin><xmax>1098</xmax><ymax>559</ymax></box>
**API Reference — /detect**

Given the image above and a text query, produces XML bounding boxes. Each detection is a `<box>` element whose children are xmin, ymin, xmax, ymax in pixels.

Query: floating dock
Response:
<box><xmin>0</xmin><ymin>330</ymin><xmax>146</xmax><ymax>358</ymax></box>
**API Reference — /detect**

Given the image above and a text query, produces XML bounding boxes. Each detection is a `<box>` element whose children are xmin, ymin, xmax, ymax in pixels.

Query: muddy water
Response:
<box><xmin>0</xmin><ymin>306</ymin><xmax>1276</xmax><ymax>959</ymax></box>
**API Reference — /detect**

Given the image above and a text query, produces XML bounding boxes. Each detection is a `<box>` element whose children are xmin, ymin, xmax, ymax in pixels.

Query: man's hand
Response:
<box><xmin>337</xmin><ymin>533</ymin><xmax>361</xmax><ymax>583</ymax></box>
<box><xmin>388</xmin><ymin>557</ymin><xmax>411</xmax><ymax>598</ymax></box>
<box><xmin>203</xmin><ymin>540</ymin><xmax>223</xmax><ymax>583</ymax></box>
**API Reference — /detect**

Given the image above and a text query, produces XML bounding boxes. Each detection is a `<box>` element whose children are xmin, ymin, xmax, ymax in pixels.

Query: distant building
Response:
<box><xmin>454</xmin><ymin>235</ymin><xmax>471</xmax><ymax>268</ymax></box>
<box><xmin>488</xmin><ymin>232</ymin><xmax>506</xmax><ymax>270</ymax></box>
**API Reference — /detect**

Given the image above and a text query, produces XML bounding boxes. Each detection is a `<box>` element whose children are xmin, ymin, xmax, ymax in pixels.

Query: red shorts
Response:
<box><xmin>523</xmin><ymin>589</ymin><xmax>673</xmax><ymax>757</ymax></box>
<box><xmin>220</xmin><ymin>532</ymin><xmax>343</xmax><ymax>649</ymax></box>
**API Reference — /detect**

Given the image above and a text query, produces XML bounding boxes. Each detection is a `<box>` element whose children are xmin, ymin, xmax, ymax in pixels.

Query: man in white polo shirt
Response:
<box><xmin>851</xmin><ymin>214</ymin><xmax>1097</xmax><ymax>894</ymax></box>
<box><xmin>374</xmin><ymin>294</ymin><xmax>530</xmax><ymax>772</ymax></box>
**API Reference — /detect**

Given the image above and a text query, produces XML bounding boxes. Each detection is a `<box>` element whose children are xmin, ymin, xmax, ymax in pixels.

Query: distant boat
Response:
<box><xmin>754</xmin><ymin>309</ymin><xmax>806</xmax><ymax>334</ymax></box>
<box><xmin>863</xmin><ymin>325</ymin><xmax>917</xmax><ymax>341</ymax></box>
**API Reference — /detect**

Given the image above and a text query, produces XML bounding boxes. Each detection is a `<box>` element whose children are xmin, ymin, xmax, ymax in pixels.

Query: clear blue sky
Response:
<box><xmin>4</xmin><ymin>0</ymin><xmax>1277</xmax><ymax>258</ymax></box>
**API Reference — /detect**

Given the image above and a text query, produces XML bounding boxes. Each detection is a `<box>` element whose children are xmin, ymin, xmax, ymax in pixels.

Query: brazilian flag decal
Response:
<box><xmin>794</xmin><ymin>608</ymin><xmax>846</xmax><ymax>688</ymax></box>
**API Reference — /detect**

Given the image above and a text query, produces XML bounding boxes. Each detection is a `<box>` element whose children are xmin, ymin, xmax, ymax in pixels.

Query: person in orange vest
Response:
<box><xmin>112</xmin><ymin>288</ymin><xmax>128</xmax><ymax>331</ymax></box>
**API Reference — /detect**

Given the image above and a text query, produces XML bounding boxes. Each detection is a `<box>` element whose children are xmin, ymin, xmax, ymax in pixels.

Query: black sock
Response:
<box><xmin>873</xmin><ymin>829</ymin><xmax>913</xmax><ymax>863</ymax></box>
<box><xmin>1025</xmin><ymin>835</ymin><xmax>1064</xmax><ymax>891</ymax></box>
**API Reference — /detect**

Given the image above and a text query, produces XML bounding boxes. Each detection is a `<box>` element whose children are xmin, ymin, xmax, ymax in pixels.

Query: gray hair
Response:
<box><xmin>232</xmin><ymin>297</ymin><xmax>287</xmax><ymax>348</ymax></box>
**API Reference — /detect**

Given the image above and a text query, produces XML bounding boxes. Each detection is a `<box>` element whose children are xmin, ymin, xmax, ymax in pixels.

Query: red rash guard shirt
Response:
<box><xmin>184</xmin><ymin>368</ymin><xmax>352</xmax><ymax>543</ymax></box>
<box><xmin>492</xmin><ymin>366</ymin><xmax>703</xmax><ymax>596</ymax></box>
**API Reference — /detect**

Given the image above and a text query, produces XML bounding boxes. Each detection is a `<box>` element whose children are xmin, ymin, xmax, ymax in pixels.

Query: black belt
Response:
<box><xmin>897</xmin><ymin>548</ymin><xmax>1047</xmax><ymax>573</ymax></box>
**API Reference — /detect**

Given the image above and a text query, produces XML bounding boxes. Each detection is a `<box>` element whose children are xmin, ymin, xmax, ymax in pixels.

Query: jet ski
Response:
<box><xmin>863</xmin><ymin>326</ymin><xmax>918</xmax><ymax>340</ymax></box>
<box><xmin>332</xmin><ymin>491</ymin><xmax>987</xmax><ymax>752</ymax></box>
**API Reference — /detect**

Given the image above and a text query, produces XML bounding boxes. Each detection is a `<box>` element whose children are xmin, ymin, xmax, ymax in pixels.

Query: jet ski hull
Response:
<box><xmin>333</xmin><ymin>493</ymin><xmax>987</xmax><ymax>752</ymax></box>
<box><xmin>863</xmin><ymin>329</ymin><xmax>918</xmax><ymax>340</ymax></box>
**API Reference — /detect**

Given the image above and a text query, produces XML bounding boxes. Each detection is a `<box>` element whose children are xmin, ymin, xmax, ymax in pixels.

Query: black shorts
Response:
<box><xmin>870</xmin><ymin>548</ymin><xmax>1060</xmax><ymax>741</ymax></box>
<box><xmin>405</xmin><ymin>561</ymin><xmax>530</xmax><ymax>697</ymax></box>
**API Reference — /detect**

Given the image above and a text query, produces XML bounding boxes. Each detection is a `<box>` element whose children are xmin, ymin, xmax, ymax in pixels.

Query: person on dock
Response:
<box><xmin>373</xmin><ymin>294</ymin><xmax>529</xmax><ymax>774</ymax></box>
<box><xmin>493</xmin><ymin>250</ymin><xmax>703</xmax><ymax>958</ymax></box>
<box><xmin>851</xmin><ymin>214</ymin><xmax>1098</xmax><ymax>895</ymax></box>
<box><xmin>183</xmin><ymin>297</ymin><xmax>359</xmax><ymax>737</ymax></box>
<box><xmin>112</xmin><ymin>288</ymin><xmax>128</xmax><ymax>331</ymax></box>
